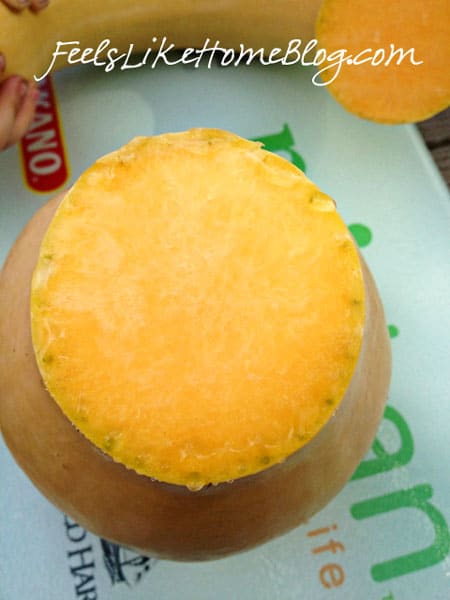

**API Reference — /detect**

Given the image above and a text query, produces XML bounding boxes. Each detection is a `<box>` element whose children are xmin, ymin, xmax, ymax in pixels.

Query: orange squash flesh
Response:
<box><xmin>30</xmin><ymin>129</ymin><xmax>364</xmax><ymax>491</ymax></box>
<box><xmin>316</xmin><ymin>0</ymin><xmax>450</xmax><ymax>123</ymax></box>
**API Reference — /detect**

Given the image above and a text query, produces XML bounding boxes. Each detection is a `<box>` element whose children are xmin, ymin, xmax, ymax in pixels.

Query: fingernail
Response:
<box><xmin>31</xmin><ymin>87</ymin><xmax>40</xmax><ymax>101</ymax></box>
<box><xmin>19</xmin><ymin>0</ymin><xmax>30</xmax><ymax>6</ymax></box>
<box><xmin>19</xmin><ymin>80</ymin><xmax>29</xmax><ymax>98</ymax></box>
<box><xmin>0</xmin><ymin>53</ymin><xmax>5</xmax><ymax>72</ymax></box>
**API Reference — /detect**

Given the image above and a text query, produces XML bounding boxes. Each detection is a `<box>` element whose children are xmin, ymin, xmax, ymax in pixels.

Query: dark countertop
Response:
<box><xmin>417</xmin><ymin>108</ymin><xmax>450</xmax><ymax>188</ymax></box>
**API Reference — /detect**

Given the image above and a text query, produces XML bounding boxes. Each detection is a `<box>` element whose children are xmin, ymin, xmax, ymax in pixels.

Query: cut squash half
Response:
<box><xmin>30</xmin><ymin>129</ymin><xmax>365</xmax><ymax>491</ymax></box>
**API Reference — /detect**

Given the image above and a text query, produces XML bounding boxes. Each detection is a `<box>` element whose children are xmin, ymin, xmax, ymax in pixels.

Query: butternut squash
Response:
<box><xmin>316</xmin><ymin>0</ymin><xmax>450</xmax><ymax>123</ymax></box>
<box><xmin>0</xmin><ymin>130</ymin><xmax>391</xmax><ymax>560</ymax></box>
<box><xmin>1</xmin><ymin>0</ymin><xmax>449</xmax><ymax>123</ymax></box>
<box><xmin>0</xmin><ymin>0</ymin><xmax>321</xmax><ymax>80</ymax></box>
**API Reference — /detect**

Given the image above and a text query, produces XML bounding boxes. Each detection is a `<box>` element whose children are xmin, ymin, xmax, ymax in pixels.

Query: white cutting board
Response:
<box><xmin>0</xmin><ymin>61</ymin><xmax>449</xmax><ymax>600</ymax></box>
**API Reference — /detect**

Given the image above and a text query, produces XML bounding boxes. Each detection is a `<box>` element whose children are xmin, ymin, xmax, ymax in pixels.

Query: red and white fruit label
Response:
<box><xmin>20</xmin><ymin>77</ymin><xmax>69</xmax><ymax>193</ymax></box>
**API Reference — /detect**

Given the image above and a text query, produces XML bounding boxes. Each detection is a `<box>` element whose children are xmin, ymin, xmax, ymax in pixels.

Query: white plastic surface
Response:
<box><xmin>0</xmin><ymin>62</ymin><xmax>449</xmax><ymax>600</ymax></box>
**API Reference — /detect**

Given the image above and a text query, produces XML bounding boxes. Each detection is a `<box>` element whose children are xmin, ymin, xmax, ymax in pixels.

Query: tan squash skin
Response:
<box><xmin>0</xmin><ymin>0</ymin><xmax>321</xmax><ymax>81</ymax></box>
<box><xmin>0</xmin><ymin>194</ymin><xmax>390</xmax><ymax>561</ymax></box>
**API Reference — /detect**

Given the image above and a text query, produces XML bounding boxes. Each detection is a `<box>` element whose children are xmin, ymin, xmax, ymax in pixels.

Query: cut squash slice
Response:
<box><xmin>316</xmin><ymin>0</ymin><xmax>450</xmax><ymax>123</ymax></box>
<box><xmin>30</xmin><ymin>129</ymin><xmax>364</xmax><ymax>491</ymax></box>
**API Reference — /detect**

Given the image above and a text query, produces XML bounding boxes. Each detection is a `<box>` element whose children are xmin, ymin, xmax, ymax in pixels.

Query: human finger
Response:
<box><xmin>30</xmin><ymin>0</ymin><xmax>49</xmax><ymax>12</ymax></box>
<box><xmin>1</xmin><ymin>0</ymin><xmax>31</xmax><ymax>11</ymax></box>
<box><xmin>0</xmin><ymin>75</ymin><xmax>28</xmax><ymax>149</ymax></box>
<box><xmin>8</xmin><ymin>81</ymin><xmax>39</xmax><ymax>145</ymax></box>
